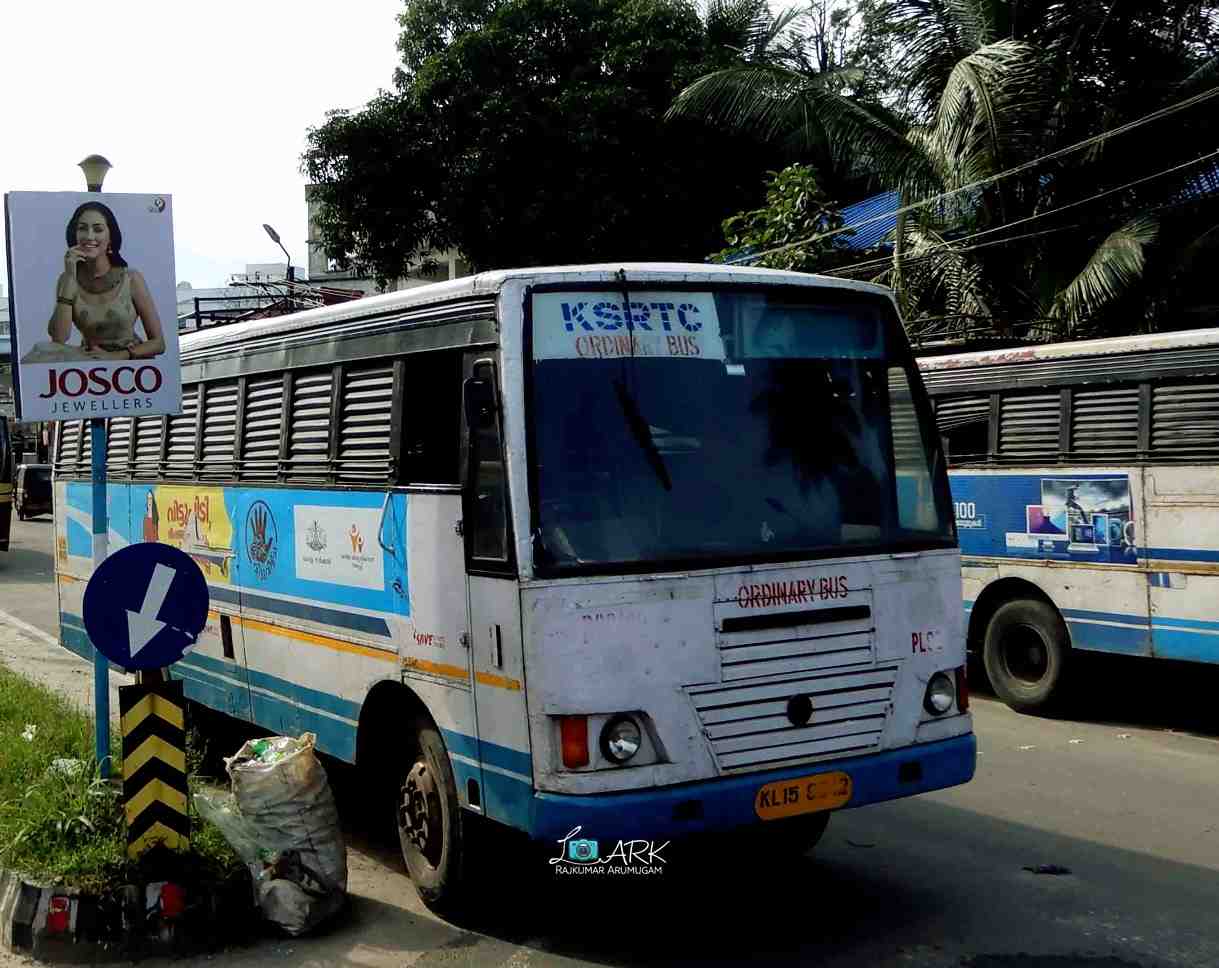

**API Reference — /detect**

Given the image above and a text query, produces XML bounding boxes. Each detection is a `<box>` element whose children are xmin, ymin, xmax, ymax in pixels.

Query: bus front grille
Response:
<box><xmin>687</xmin><ymin>665</ymin><xmax>898</xmax><ymax>773</ymax></box>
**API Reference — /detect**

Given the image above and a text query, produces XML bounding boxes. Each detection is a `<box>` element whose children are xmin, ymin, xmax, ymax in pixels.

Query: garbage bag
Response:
<box><xmin>194</xmin><ymin>732</ymin><xmax>347</xmax><ymax>936</ymax></box>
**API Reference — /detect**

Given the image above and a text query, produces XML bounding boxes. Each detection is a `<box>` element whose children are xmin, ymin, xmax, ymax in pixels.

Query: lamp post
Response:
<box><xmin>79</xmin><ymin>153</ymin><xmax>113</xmax><ymax>777</ymax></box>
<box><xmin>262</xmin><ymin>223</ymin><xmax>295</xmax><ymax>283</ymax></box>
<box><xmin>78</xmin><ymin>154</ymin><xmax>113</xmax><ymax>193</ymax></box>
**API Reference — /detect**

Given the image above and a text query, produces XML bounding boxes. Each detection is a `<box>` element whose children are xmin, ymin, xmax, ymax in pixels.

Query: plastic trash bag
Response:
<box><xmin>193</xmin><ymin>732</ymin><xmax>347</xmax><ymax>936</ymax></box>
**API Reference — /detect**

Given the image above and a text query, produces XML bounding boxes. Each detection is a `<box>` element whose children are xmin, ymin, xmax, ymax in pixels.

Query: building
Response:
<box><xmin>305</xmin><ymin>184</ymin><xmax>471</xmax><ymax>294</ymax></box>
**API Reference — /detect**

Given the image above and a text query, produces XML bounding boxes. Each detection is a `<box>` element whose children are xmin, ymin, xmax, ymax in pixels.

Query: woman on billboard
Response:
<box><xmin>19</xmin><ymin>202</ymin><xmax>166</xmax><ymax>363</ymax></box>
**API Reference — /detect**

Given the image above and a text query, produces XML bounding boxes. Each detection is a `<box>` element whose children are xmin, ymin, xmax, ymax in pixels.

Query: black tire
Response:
<box><xmin>761</xmin><ymin>810</ymin><xmax>831</xmax><ymax>855</ymax></box>
<box><xmin>718</xmin><ymin>811</ymin><xmax>831</xmax><ymax>866</ymax></box>
<box><xmin>983</xmin><ymin>598</ymin><xmax>1070</xmax><ymax>713</ymax></box>
<box><xmin>397</xmin><ymin>721</ymin><xmax>467</xmax><ymax>917</ymax></box>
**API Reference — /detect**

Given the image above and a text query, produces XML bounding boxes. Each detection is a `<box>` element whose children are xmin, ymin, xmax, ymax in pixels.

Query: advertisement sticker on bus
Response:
<box><xmin>952</xmin><ymin>473</ymin><xmax>1137</xmax><ymax>564</ymax></box>
<box><xmin>531</xmin><ymin>291</ymin><xmax>725</xmax><ymax>362</ymax></box>
<box><xmin>4</xmin><ymin>191</ymin><xmax>181</xmax><ymax>422</ymax></box>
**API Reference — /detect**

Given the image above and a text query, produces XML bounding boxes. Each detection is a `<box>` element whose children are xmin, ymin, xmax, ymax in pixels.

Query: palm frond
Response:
<box><xmin>1050</xmin><ymin>216</ymin><xmax>1158</xmax><ymax>327</ymax></box>
<box><xmin>925</xmin><ymin>39</ymin><xmax>1050</xmax><ymax>188</ymax></box>
<box><xmin>882</xmin><ymin>0</ymin><xmax>1002</xmax><ymax>115</ymax></box>
<box><xmin>669</xmin><ymin>66</ymin><xmax>939</xmax><ymax>196</ymax></box>
<box><xmin>1178</xmin><ymin>55</ymin><xmax>1219</xmax><ymax>97</ymax></box>
<box><xmin>902</xmin><ymin>224</ymin><xmax>993</xmax><ymax>321</ymax></box>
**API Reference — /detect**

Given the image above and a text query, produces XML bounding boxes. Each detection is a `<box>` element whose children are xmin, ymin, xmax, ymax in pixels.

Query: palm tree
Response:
<box><xmin>671</xmin><ymin>0</ymin><xmax>1219</xmax><ymax>339</ymax></box>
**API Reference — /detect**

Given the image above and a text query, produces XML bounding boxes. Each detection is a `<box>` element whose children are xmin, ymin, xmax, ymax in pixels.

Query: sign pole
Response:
<box><xmin>90</xmin><ymin>417</ymin><xmax>110</xmax><ymax>777</ymax></box>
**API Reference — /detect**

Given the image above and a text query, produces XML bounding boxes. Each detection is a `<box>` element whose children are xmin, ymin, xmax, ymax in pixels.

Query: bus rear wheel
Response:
<box><xmin>397</xmin><ymin>722</ymin><xmax>467</xmax><ymax>917</ymax></box>
<box><xmin>983</xmin><ymin>598</ymin><xmax>1069</xmax><ymax>714</ymax></box>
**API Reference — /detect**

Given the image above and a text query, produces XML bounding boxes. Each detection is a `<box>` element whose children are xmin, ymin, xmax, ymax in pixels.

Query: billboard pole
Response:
<box><xmin>90</xmin><ymin>417</ymin><xmax>109</xmax><ymax>777</ymax></box>
<box><xmin>80</xmin><ymin>155</ymin><xmax>113</xmax><ymax>779</ymax></box>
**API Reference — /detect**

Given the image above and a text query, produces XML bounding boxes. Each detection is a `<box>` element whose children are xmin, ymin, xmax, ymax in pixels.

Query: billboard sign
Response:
<box><xmin>3</xmin><ymin>191</ymin><xmax>181</xmax><ymax>422</ymax></box>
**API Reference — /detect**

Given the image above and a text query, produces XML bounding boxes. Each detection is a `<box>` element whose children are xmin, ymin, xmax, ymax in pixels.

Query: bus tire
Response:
<box><xmin>773</xmin><ymin>810</ymin><xmax>831</xmax><ymax>854</ymax></box>
<box><xmin>733</xmin><ymin>811</ymin><xmax>831</xmax><ymax>860</ymax></box>
<box><xmin>983</xmin><ymin>598</ymin><xmax>1069</xmax><ymax>713</ymax></box>
<box><xmin>397</xmin><ymin>721</ymin><xmax>467</xmax><ymax>916</ymax></box>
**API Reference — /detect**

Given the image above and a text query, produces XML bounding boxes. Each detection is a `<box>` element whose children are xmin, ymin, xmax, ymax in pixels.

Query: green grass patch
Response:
<box><xmin>0</xmin><ymin>665</ymin><xmax>243</xmax><ymax>894</ymax></box>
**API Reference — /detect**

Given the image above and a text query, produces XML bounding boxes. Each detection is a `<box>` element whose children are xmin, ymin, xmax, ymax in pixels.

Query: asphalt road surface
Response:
<box><xmin>1</xmin><ymin>514</ymin><xmax>1217</xmax><ymax>968</ymax></box>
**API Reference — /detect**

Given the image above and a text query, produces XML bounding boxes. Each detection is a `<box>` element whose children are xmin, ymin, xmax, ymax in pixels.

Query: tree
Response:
<box><xmin>673</xmin><ymin>0</ymin><xmax>1219</xmax><ymax>338</ymax></box>
<box><xmin>710</xmin><ymin>163</ymin><xmax>853</xmax><ymax>271</ymax></box>
<box><xmin>302</xmin><ymin>0</ymin><xmax>783</xmax><ymax>285</ymax></box>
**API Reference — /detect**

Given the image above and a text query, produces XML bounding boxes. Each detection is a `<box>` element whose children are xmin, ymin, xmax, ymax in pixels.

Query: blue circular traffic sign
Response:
<box><xmin>82</xmin><ymin>542</ymin><xmax>209</xmax><ymax>671</ymax></box>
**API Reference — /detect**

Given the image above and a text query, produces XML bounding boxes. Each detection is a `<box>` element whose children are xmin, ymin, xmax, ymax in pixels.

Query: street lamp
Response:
<box><xmin>78</xmin><ymin>154</ymin><xmax>113</xmax><ymax>192</ymax></box>
<box><xmin>262</xmin><ymin>223</ymin><xmax>295</xmax><ymax>282</ymax></box>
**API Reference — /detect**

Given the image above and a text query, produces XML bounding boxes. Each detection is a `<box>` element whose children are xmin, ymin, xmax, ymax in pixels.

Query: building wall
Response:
<box><xmin>305</xmin><ymin>184</ymin><xmax>470</xmax><ymax>293</ymax></box>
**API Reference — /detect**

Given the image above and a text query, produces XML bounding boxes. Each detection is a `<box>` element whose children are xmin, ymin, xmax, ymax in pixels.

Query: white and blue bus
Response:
<box><xmin>920</xmin><ymin>327</ymin><xmax>1219</xmax><ymax>713</ymax></box>
<box><xmin>53</xmin><ymin>263</ymin><xmax>975</xmax><ymax>911</ymax></box>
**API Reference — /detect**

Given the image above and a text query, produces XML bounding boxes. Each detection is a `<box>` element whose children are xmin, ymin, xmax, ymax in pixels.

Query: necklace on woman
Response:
<box><xmin>76</xmin><ymin>264</ymin><xmax>124</xmax><ymax>294</ymax></box>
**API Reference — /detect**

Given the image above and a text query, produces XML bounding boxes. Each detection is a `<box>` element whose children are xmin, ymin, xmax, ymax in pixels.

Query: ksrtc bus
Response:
<box><xmin>53</xmin><ymin>263</ymin><xmax>975</xmax><ymax>911</ymax></box>
<box><xmin>920</xmin><ymin>326</ymin><xmax>1219</xmax><ymax>713</ymax></box>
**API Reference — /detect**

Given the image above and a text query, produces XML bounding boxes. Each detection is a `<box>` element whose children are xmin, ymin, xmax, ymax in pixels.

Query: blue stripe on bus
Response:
<box><xmin>1144</xmin><ymin>547</ymin><xmax>1219</xmax><ymax>564</ymax></box>
<box><xmin>61</xmin><ymin>612</ymin><xmax>535</xmax><ymax>800</ymax></box>
<box><xmin>179</xmin><ymin>650</ymin><xmax>362</xmax><ymax>721</ymax></box>
<box><xmin>175</xmin><ymin>654</ymin><xmax>359</xmax><ymax>760</ymax></box>
<box><xmin>208</xmin><ymin>586</ymin><xmax>391</xmax><ymax>638</ymax></box>
<box><xmin>964</xmin><ymin>603</ymin><xmax>1219</xmax><ymax>663</ymax></box>
<box><xmin>1063</xmin><ymin>616</ymin><xmax>1151</xmax><ymax>656</ymax></box>
<box><xmin>440</xmin><ymin>728</ymin><xmax>533</xmax><ymax>779</ymax></box>
<box><xmin>1151</xmin><ymin>629</ymin><xmax>1219</xmax><ymax>663</ymax></box>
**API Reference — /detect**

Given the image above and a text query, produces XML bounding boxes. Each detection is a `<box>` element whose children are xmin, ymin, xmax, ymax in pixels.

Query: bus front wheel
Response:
<box><xmin>983</xmin><ymin>598</ymin><xmax>1069</xmax><ymax>714</ymax></box>
<box><xmin>397</xmin><ymin>721</ymin><xmax>467</xmax><ymax>916</ymax></box>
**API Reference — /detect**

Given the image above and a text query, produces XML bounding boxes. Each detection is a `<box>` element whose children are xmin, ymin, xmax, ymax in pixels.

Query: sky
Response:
<box><xmin>0</xmin><ymin>1</ymin><xmax>406</xmax><ymax>291</ymax></box>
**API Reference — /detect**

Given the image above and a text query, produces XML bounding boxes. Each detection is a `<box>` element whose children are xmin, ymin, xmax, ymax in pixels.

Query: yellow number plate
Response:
<box><xmin>754</xmin><ymin>771</ymin><xmax>852</xmax><ymax>820</ymax></box>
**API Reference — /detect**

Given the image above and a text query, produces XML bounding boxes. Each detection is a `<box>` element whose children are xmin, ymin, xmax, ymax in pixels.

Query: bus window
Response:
<box><xmin>465</xmin><ymin>362</ymin><xmax>509</xmax><ymax>563</ymax></box>
<box><xmin>401</xmin><ymin>351</ymin><xmax>462</xmax><ymax>485</ymax></box>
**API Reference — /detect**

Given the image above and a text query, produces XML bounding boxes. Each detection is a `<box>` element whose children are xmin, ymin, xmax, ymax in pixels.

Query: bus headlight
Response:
<box><xmin>600</xmin><ymin>715</ymin><xmax>642</xmax><ymax>764</ymax></box>
<box><xmin>924</xmin><ymin>672</ymin><xmax>956</xmax><ymax>716</ymax></box>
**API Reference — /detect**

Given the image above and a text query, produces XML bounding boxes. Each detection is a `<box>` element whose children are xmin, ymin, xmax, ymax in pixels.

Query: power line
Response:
<box><xmin>810</xmin><ymin>146</ymin><xmax>1219</xmax><ymax>280</ymax></box>
<box><xmin>735</xmin><ymin>84</ymin><xmax>1219</xmax><ymax>265</ymax></box>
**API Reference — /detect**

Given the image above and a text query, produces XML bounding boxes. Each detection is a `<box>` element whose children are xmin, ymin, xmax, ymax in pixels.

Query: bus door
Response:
<box><xmin>462</xmin><ymin>355</ymin><xmax>530</xmax><ymax>824</ymax></box>
<box><xmin>1142</xmin><ymin>466</ymin><xmax>1219</xmax><ymax>662</ymax></box>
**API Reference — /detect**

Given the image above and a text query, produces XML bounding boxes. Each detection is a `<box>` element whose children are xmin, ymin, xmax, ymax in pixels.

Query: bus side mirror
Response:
<box><xmin>464</xmin><ymin>377</ymin><xmax>496</xmax><ymax>430</ymax></box>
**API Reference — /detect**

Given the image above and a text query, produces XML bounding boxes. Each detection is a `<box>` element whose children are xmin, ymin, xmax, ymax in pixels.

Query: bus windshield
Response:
<box><xmin>528</xmin><ymin>286</ymin><xmax>955</xmax><ymax>574</ymax></box>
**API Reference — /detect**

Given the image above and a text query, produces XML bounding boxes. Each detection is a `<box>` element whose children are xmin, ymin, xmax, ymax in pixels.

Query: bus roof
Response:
<box><xmin>179</xmin><ymin>262</ymin><xmax>895</xmax><ymax>356</ymax></box>
<box><xmin>918</xmin><ymin>325</ymin><xmax>1219</xmax><ymax>372</ymax></box>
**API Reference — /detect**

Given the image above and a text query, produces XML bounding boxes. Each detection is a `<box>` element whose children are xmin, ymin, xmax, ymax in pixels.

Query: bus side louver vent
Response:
<box><xmin>1152</xmin><ymin>382</ymin><xmax>1219</xmax><ymax>457</ymax></box>
<box><xmin>998</xmin><ymin>392</ymin><xmax>1059</xmax><ymax>460</ymax></box>
<box><xmin>1071</xmin><ymin>386</ymin><xmax>1139</xmax><ymax>457</ymax></box>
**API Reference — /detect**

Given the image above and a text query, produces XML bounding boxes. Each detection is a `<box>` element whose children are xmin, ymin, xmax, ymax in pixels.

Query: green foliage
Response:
<box><xmin>0</xmin><ymin>666</ymin><xmax>242</xmax><ymax>892</ymax></box>
<box><xmin>302</xmin><ymin>0</ymin><xmax>784</xmax><ymax>284</ymax></box>
<box><xmin>678</xmin><ymin>0</ymin><xmax>1219</xmax><ymax>339</ymax></box>
<box><xmin>712</xmin><ymin>164</ymin><xmax>849</xmax><ymax>270</ymax></box>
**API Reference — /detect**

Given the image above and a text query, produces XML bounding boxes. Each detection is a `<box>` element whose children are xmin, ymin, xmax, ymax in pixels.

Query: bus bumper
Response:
<box><xmin>528</xmin><ymin>732</ymin><xmax>976</xmax><ymax>845</ymax></box>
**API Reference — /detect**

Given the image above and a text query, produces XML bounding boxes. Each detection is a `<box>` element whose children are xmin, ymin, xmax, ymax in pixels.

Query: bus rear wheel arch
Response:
<box><xmin>357</xmin><ymin>682</ymin><xmax>471</xmax><ymax>916</ymax></box>
<box><xmin>982</xmin><ymin>596</ymin><xmax>1071</xmax><ymax>714</ymax></box>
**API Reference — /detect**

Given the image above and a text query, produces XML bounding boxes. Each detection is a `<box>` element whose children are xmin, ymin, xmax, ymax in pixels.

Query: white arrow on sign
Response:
<box><xmin>126</xmin><ymin>563</ymin><xmax>176</xmax><ymax>658</ymax></box>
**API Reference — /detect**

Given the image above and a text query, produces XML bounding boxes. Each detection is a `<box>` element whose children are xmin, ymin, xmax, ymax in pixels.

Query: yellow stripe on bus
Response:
<box><xmin>234</xmin><ymin>616</ymin><xmax>398</xmax><ymax>663</ymax></box>
<box><xmin>401</xmin><ymin>656</ymin><xmax>469</xmax><ymax>681</ymax></box>
<box><xmin>399</xmin><ymin>656</ymin><xmax>522</xmax><ymax>692</ymax></box>
<box><xmin>475</xmin><ymin>670</ymin><xmax>523</xmax><ymax>691</ymax></box>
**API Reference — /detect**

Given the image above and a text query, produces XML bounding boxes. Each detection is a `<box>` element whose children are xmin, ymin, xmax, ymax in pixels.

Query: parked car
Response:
<box><xmin>15</xmin><ymin>463</ymin><xmax>52</xmax><ymax>520</ymax></box>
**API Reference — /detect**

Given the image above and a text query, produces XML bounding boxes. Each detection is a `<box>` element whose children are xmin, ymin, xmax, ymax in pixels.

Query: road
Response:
<box><xmin>1</xmin><ymin>515</ymin><xmax>1217</xmax><ymax>967</ymax></box>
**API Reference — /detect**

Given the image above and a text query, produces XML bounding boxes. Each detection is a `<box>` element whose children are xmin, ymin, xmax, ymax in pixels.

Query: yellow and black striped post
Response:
<box><xmin>119</xmin><ymin>681</ymin><xmax>189</xmax><ymax>858</ymax></box>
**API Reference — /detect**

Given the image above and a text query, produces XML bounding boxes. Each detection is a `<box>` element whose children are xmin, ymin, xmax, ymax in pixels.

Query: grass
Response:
<box><xmin>0</xmin><ymin>664</ymin><xmax>243</xmax><ymax>894</ymax></box>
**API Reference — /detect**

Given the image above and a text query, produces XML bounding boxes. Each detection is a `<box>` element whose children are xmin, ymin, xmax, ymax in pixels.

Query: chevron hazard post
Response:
<box><xmin>120</xmin><ymin>681</ymin><xmax>190</xmax><ymax>858</ymax></box>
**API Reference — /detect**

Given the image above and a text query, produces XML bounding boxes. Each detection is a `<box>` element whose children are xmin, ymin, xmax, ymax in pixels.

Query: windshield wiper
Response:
<box><xmin>612</xmin><ymin>377</ymin><xmax>672</xmax><ymax>491</ymax></box>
